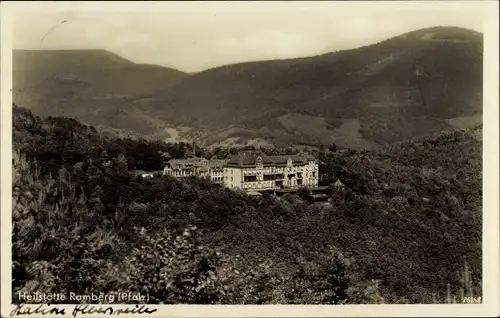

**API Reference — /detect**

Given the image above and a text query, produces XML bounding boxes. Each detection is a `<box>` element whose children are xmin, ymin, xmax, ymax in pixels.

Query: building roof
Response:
<box><xmin>166</xmin><ymin>152</ymin><xmax>317</xmax><ymax>170</ymax></box>
<box><xmin>225</xmin><ymin>151</ymin><xmax>275</xmax><ymax>168</ymax></box>
<box><xmin>166</xmin><ymin>157</ymin><xmax>228</xmax><ymax>171</ymax></box>
<box><xmin>206</xmin><ymin>159</ymin><xmax>228</xmax><ymax>169</ymax></box>
<box><xmin>167</xmin><ymin>157</ymin><xmax>206</xmax><ymax>170</ymax></box>
<box><xmin>131</xmin><ymin>170</ymin><xmax>161</xmax><ymax>176</ymax></box>
<box><xmin>334</xmin><ymin>179</ymin><xmax>345</xmax><ymax>187</ymax></box>
<box><xmin>226</xmin><ymin>151</ymin><xmax>316</xmax><ymax>168</ymax></box>
<box><xmin>269</xmin><ymin>152</ymin><xmax>316</xmax><ymax>166</ymax></box>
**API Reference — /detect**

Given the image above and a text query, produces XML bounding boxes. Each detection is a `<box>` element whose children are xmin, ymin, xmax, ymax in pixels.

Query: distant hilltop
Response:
<box><xmin>13</xmin><ymin>48</ymin><xmax>189</xmax><ymax>135</ymax></box>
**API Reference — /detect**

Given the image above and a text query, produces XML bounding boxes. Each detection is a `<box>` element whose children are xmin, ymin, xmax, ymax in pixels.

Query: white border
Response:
<box><xmin>1</xmin><ymin>2</ymin><xmax>14</xmax><ymax>316</ymax></box>
<box><xmin>1</xmin><ymin>1</ymin><xmax>499</xmax><ymax>317</ymax></box>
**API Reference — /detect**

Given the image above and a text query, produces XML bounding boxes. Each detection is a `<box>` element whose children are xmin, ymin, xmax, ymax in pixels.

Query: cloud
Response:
<box><xmin>11</xmin><ymin>4</ymin><xmax>485</xmax><ymax>72</ymax></box>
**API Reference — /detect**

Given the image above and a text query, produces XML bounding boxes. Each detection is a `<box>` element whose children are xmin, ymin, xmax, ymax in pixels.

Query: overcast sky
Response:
<box><xmin>10</xmin><ymin>1</ymin><xmax>486</xmax><ymax>73</ymax></box>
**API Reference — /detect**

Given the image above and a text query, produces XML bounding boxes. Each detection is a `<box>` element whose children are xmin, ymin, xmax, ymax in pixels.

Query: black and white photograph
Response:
<box><xmin>1</xmin><ymin>1</ymin><xmax>499</xmax><ymax>317</ymax></box>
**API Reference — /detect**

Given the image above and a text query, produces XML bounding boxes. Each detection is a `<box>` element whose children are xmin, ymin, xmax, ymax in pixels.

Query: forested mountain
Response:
<box><xmin>13</xmin><ymin>104</ymin><xmax>482</xmax><ymax>304</ymax></box>
<box><xmin>13</xmin><ymin>27</ymin><xmax>482</xmax><ymax>149</ymax></box>
<box><xmin>145</xmin><ymin>26</ymin><xmax>482</xmax><ymax>148</ymax></box>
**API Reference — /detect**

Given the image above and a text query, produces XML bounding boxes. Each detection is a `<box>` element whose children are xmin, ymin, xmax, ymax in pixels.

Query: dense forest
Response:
<box><xmin>12</xmin><ymin>104</ymin><xmax>482</xmax><ymax>304</ymax></box>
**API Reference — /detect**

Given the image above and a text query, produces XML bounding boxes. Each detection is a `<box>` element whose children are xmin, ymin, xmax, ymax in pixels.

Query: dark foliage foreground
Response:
<box><xmin>12</xmin><ymin>105</ymin><xmax>482</xmax><ymax>304</ymax></box>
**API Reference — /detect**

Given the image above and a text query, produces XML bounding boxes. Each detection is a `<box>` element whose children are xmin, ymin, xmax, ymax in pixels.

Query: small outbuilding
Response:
<box><xmin>333</xmin><ymin>179</ymin><xmax>346</xmax><ymax>191</ymax></box>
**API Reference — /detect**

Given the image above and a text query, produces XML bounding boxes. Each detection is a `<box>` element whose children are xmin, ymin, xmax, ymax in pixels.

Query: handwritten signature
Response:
<box><xmin>10</xmin><ymin>303</ymin><xmax>158</xmax><ymax>316</ymax></box>
<box><xmin>10</xmin><ymin>304</ymin><xmax>66</xmax><ymax>316</ymax></box>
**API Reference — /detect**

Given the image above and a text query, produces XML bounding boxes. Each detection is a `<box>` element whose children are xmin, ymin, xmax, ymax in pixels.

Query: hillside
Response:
<box><xmin>12</xmin><ymin>104</ymin><xmax>482</xmax><ymax>304</ymax></box>
<box><xmin>146</xmin><ymin>26</ymin><xmax>483</xmax><ymax>148</ymax></box>
<box><xmin>13</xmin><ymin>49</ymin><xmax>189</xmax><ymax>133</ymax></box>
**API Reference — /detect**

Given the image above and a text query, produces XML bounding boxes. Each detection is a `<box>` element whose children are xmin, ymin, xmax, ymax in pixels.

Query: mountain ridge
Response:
<box><xmin>13</xmin><ymin>26</ymin><xmax>483</xmax><ymax>149</ymax></box>
<box><xmin>143</xmin><ymin>26</ymin><xmax>482</xmax><ymax>148</ymax></box>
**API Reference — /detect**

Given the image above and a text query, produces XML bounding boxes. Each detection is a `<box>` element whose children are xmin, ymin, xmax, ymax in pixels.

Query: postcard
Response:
<box><xmin>1</xmin><ymin>1</ymin><xmax>499</xmax><ymax>317</ymax></box>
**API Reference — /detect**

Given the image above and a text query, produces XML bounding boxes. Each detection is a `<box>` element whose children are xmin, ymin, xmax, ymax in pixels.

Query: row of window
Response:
<box><xmin>241</xmin><ymin>165</ymin><xmax>316</xmax><ymax>171</ymax></box>
<box><xmin>167</xmin><ymin>168</ymin><xmax>316</xmax><ymax>182</ymax></box>
<box><xmin>244</xmin><ymin>182</ymin><xmax>275</xmax><ymax>189</ymax></box>
<box><xmin>243</xmin><ymin>172</ymin><xmax>317</xmax><ymax>182</ymax></box>
<box><xmin>169</xmin><ymin>170</ymin><xmax>194</xmax><ymax>177</ymax></box>
<box><xmin>241</xmin><ymin>179</ymin><xmax>314</xmax><ymax>188</ymax></box>
<box><xmin>168</xmin><ymin>169</ymin><xmax>225</xmax><ymax>177</ymax></box>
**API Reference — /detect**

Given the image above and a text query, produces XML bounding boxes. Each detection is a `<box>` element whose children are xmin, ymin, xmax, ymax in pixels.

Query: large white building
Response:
<box><xmin>224</xmin><ymin>152</ymin><xmax>318</xmax><ymax>191</ymax></box>
<box><xmin>163</xmin><ymin>151</ymin><xmax>318</xmax><ymax>192</ymax></box>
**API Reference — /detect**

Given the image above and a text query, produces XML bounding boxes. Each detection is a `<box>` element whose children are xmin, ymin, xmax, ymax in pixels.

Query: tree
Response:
<box><xmin>297</xmin><ymin>187</ymin><xmax>314</xmax><ymax>204</ymax></box>
<box><xmin>115</xmin><ymin>153</ymin><xmax>128</xmax><ymax>171</ymax></box>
